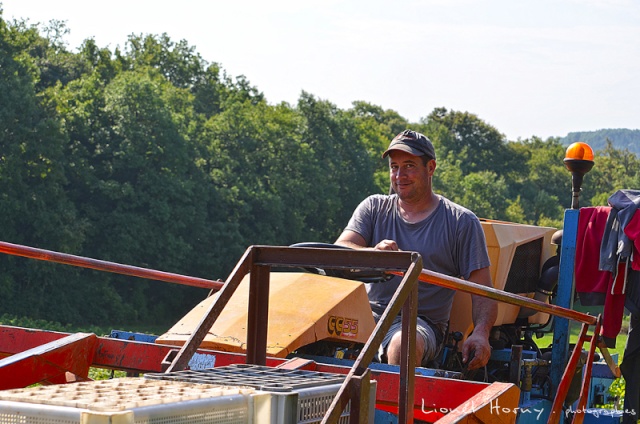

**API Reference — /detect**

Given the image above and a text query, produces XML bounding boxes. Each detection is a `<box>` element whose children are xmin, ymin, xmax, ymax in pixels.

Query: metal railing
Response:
<box><xmin>0</xmin><ymin>240</ymin><xmax>614</xmax><ymax>424</ymax></box>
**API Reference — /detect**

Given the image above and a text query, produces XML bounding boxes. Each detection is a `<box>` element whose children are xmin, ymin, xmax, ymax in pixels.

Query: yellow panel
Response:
<box><xmin>156</xmin><ymin>272</ymin><xmax>376</xmax><ymax>358</ymax></box>
<box><xmin>450</xmin><ymin>221</ymin><xmax>557</xmax><ymax>336</ymax></box>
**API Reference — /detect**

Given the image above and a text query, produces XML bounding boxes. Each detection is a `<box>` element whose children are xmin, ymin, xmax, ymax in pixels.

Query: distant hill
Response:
<box><xmin>560</xmin><ymin>129</ymin><xmax>640</xmax><ymax>156</ymax></box>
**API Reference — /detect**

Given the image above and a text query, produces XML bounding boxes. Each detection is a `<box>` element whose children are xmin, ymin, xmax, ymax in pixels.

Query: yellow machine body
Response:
<box><xmin>156</xmin><ymin>272</ymin><xmax>376</xmax><ymax>357</ymax></box>
<box><xmin>158</xmin><ymin>220</ymin><xmax>557</xmax><ymax>354</ymax></box>
<box><xmin>449</xmin><ymin>220</ymin><xmax>557</xmax><ymax>337</ymax></box>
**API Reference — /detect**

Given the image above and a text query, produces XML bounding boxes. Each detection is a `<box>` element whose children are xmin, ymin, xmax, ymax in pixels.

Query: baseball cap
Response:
<box><xmin>382</xmin><ymin>129</ymin><xmax>436</xmax><ymax>160</ymax></box>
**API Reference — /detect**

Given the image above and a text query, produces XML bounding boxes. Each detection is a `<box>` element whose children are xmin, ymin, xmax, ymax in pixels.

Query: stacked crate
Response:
<box><xmin>145</xmin><ymin>364</ymin><xmax>376</xmax><ymax>423</ymax></box>
<box><xmin>0</xmin><ymin>378</ymin><xmax>254</xmax><ymax>424</ymax></box>
<box><xmin>0</xmin><ymin>365</ymin><xmax>375</xmax><ymax>423</ymax></box>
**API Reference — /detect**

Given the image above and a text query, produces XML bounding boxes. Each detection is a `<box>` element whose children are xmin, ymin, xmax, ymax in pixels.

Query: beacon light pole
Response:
<box><xmin>563</xmin><ymin>142</ymin><xmax>595</xmax><ymax>210</ymax></box>
<box><xmin>552</xmin><ymin>142</ymin><xmax>595</xmax><ymax>411</ymax></box>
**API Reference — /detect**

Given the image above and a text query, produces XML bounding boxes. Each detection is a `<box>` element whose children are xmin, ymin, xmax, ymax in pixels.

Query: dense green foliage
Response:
<box><xmin>1</xmin><ymin>14</ymin><xmax>639</xmax><ymax>328</ymax></box>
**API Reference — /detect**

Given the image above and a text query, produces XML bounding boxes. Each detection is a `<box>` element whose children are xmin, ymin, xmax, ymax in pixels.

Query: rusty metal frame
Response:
<box><xmin>0</xmin><ymin>240</ymin><xmax>617</xmax><ymax>423</ymax></box>
<box><xmin>0</xmin><ymin>324</ymin><xmax>492</xmax><ymax>418</ymax></box>
<box><xmin>405</xmin><ymin>267</ymin><xmax>607</xmax><ymax>424</ymax></box>
<box><xmin>547</xmin><ymin>316</ymin><xmax>603</xmax><ymax>424</ymax></box>
<box><xmin>393</xmin><ymin>268</ymin><xmax>598</xmax><ymax>326</ymax></box>
<box><xmin>164</xmin><ymin>245</ymin><xmax>423</xmax><ymax>424</ymax></box>
<box><xmin>0</xmin><ymin>332</ymin><xmax>98</xmax><ymax>389</ymax></box>
<box><xmin>0</xmin><ymin>240</ymin><xmax>223</xmax><ymax>291</ymax></box>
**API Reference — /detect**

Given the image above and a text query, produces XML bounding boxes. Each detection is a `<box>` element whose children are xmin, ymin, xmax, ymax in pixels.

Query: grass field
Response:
<box><xmin>534</xmin><ymin>302</ymin><xmax>630</xmax><ymax>360</ymax></box>
<box><xmin>531</xmin><ymin>301</ymin><xmax>631</xmax><ymax>412</ymax></box>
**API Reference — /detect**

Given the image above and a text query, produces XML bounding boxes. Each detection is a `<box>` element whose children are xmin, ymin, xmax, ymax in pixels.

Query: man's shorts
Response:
<box><xmin>373</xmin><ymin>313</ymin><xmax>442</xmax><ymax>367</ymax></box>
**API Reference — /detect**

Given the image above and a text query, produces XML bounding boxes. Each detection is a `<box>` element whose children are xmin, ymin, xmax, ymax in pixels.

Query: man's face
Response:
<box><xmin>388</xmin><ymin>150</ymin><xmax>435</xmax><ymax>203</ymax></box>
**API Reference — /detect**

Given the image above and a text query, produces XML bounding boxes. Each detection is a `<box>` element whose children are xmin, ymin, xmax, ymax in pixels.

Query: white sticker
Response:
<box><xmin>188</xmin><ymin>353</ymin><xmax>216</xmax><ymax>370</ymax></box>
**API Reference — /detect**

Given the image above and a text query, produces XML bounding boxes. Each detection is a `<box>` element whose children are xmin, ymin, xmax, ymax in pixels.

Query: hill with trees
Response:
<box><xmin>561</xmin><ymin>129</ymin><xmax>640</xmax><ymax>156</ymax></box>
<box><xmin>1</xmin><ymin>14</ymin><xmax>639</xmax><ymax>328</ymax></box>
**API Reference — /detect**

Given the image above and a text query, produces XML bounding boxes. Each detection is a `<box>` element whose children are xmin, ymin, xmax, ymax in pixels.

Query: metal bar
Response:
<box><xmin>0</xmin><ymin>325</ymin><xmax>488</xmax><ymax>418</ymax></box>
<box><xmin>553</xmin><ymin>208</ymin><xmax>580</xmax><ymax>398</ymax></box>
<box><xmin>321</xmin><ymin>252</ymin><xmax>422</xmax><ymax>424</ymax></box>
<box><xmin>510</xmin><ymin>345</ymin><xmax>523</xmax><ymax>386</ymax></box>
<box><xmin>337</xmin><ymin>368</ymin><xmax>371</xmax><ymax>424</ymax></box>
<box><xmin>0</xmin><ymin>332</ymin><xmax>97</xmax><ymax>389</ymax></box>
<box><xmin>246</xmin><ymin>264</ymin><xmax>270</xmax><ymax>365</ymax></box>
<box><xmin>398</xmin><ymin>261</ymin><xmax>419</xmax><ymax>424</ymax></box>
<box><xmin>548</xmin><ymin>322</ymin><xmax>589</xmax><ymax>424</ymax></box>
<box><xmin>573</xmin><ymin>316</ymin><xmax>602</xmax><ymax>424</ymax></box>
<box><xmin>167</xmin><ymin>246</ymin><xmax>418</xmax><ymax>376</ymax></box>
<box><xmin>165</xmin><ymin>247</ymin><xmax>254</xmax><ymax>372</ymax></box>
<box><xmin>254</xmin><ymin>245</ymin><xmax>415</xmax><ymax>270</ymax></box>
<box><xmin>389</xmin><ymin>266</ymin><xmax>596</xmax><ymax>325</ymax></box>
<box><xmin>350</xmin><ymin>369</ymin><xmax>372</xmax><ymax>424</ymax></box>
<box><xmin>435</xmin><ymin>382</ymin><xmax>520</xmax><ymax>424</ymax></box>
<box><xmin>596</xmin><ymin>338</ymin><xmax>621</xmax><ymax>378</ymax></box>
<box><xmin>347</xmin><ymin>254</ymin><xmax>422</xmax><ymax>371</ymax></box>
<box><xmin>0</xmin><ymin>240</ymin><xmax>223</xmax><ymax>291</ymax></box>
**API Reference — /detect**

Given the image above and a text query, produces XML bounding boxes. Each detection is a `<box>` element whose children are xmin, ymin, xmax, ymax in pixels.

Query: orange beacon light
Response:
<box><xmin>563</xmin><ymin>142</ymin><xmax>594</xmax><ymax>209</ymax></box>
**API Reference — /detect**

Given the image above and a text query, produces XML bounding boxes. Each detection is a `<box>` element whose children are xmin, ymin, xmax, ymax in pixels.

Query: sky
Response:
<box><xmin>3</xmin><ymin>0</ymin><xmax>640</xmax><ymax>141</ymax></box>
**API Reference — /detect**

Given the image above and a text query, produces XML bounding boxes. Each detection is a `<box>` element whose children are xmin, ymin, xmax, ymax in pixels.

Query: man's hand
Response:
<box><xmin>374</xmin><ymin>239</ymin><xmax>399</xmax><ymax>251</ymax></box>
<box><xmin>464</xmin><ymin>266</ymin><xmax>496</xmax><ymax>371</ymax></box>
<box><xmin>335</xmin><ymin>230</ymin><xmax>400</xmax><ymax>252</ymax></box>
<box><xmin>461</xmin><ymin>333</ymin><xmax>491</xmax><ymax>370</ymax></box>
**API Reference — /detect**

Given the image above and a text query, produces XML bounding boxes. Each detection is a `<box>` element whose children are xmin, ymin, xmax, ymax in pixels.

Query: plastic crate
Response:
<box><xmin>144</xmin><ymin>364</ymin><xmax>346</xmax><ymax>392</ymax></box>
<box><xmin>0</xmin><ymin>377</ymin><xmax>254</xmax><ymax>424</ymax></box>
<box><xmin>145</xmin><ymin>364</ymin><xmax>376</xmax><ymax>424</ymax></box>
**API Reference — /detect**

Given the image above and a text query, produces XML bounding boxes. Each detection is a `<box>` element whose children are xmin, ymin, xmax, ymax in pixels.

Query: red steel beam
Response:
<box><xmin>0</xmin><ymin>332</ymin><xmax>97</xmax><ymax>390</ymax></box>
<box><xmin>573</xmin><ymin>317</ymin><xmax>602</xmax><ymax>424</ymax></box>
<box><xmin>548</xmin><ymin>321</ymin><xmax>590</xmax><ymax>424</ymax></box>
<box><xmin>390</xmin><ymin>269</ymin><xmax>598</xmax><ymax>325</ymax></box>
<box><xmin>0</xmin><ymin>241</ymin><xmax>223</xmax><ymax>291</ymax></box>
<box><xmin>0</xmin><ymin>325</ymin><xmax>486</xmax><ymax>418</ymax></box>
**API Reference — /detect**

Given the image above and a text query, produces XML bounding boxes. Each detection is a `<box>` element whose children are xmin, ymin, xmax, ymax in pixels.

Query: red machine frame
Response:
<box><xmin>0</xmin><ymin>241</ymin><xmax>614</xmax><ymax>424</ymax></box>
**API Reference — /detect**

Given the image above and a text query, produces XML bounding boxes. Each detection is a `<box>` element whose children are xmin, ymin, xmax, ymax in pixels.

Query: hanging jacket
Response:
<box><xmin>600</xmin><ymin>189</ymin><xmax>640</xmax><ymax>292</ymax></box>
<box><xmin>623</xmin><ymin>209</ymin><xmax>640</xmax><ymax>271</ymax></box>
<box><xmin>575</xmin><ymin>206</ymin><xmax>626</xmax><ymax>347</ymax></box>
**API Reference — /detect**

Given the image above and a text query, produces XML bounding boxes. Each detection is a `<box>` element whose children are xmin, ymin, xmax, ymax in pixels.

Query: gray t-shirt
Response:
<box><xmin>344</xmin><ymin>194</ymin><xmax>490</xmax><ymax>326</ymax></box>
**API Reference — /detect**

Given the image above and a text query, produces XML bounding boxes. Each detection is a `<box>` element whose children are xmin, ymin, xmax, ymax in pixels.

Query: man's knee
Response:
<box><xmin>386</xmin><ymin>331</ymin><xmax>427</xmax><ymax>365</ymax></box>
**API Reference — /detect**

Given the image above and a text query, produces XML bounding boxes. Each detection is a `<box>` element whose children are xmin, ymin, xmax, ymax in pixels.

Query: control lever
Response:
<box><xmin>462</xmin><ymin>348</ymin><xmax>477</xmax><ymax>380</ymax></box>
<box><xmin>443</xmin><ymin>331</ymin><xmax>464</xmax><ymax>370</ymax></box>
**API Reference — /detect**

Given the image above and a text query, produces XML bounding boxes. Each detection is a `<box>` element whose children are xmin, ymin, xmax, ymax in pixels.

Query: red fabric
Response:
<box><xmin>575</xmin><ymin>207</ymin><xmax>611</xmax><ymax>294</ymax></box>
<box><xmin>575</xmin><ymin>206</ymin><xmax>625</xmax><ymax>345</ymax></box>
<box><xmin>624</xmin><ymin>209</ymin><xmax>640</xmax><ymax>271</ymax></box>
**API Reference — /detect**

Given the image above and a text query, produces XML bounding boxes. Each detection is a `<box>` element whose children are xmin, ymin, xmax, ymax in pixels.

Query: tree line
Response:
<box><xmin>562</xmin><ymin>129</ymin><xmax>640</xmax><ymax>157</ymax></box>
<box><xmin>1</xmin><ymin>14</ymin><xmax>639</xmax><ymax>328</ymax></box>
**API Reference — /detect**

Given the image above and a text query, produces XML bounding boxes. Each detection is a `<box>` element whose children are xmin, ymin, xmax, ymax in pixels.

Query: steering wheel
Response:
<box><xmin>289</xmin><ymin>242</ymin><xmax>391</xmax><ymax>283</ymax></box>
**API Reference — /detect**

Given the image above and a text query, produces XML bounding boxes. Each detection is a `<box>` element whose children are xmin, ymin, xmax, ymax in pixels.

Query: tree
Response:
<box><xmin>507</xmin><ymin>137</ymin><xmax>567</xmax><ymax>224</ymax></box>
<box><xmin>297</xmin><ymin>92</ymin><xmax>377</xmax><ymax>241</ymax></box>
<box><xmin>347</xmin><ymin>101</ymin><xmax>408</xmax><ymax>193</ymax></box>
<box><xmin>589</xmin><ymin>140</ymin><xmax>640</xmax><ymax>206</ymax></box>
<box><xmin>431</xmin><ymin>150</ymin><xmax>465</xmax><ymax>203</ymax></box>
<box><xmin>459</xmin><ymin>171</ymin><xmax>509</xmax><ymax>221</ymax></box>
<box><xmin>422</xmin><ymin>107</ymin><xmax>520</xmax><ymax>177</ymax></box>
<box><xmin>203</xmin><ymin>99</ymin><xmax>309</xmax><ymax>247</ymax></box>
<box><xmin>0</xmin><ymin>14</ymin><xmax>93</xmax><ymax>323</ymax></box>
<box><xmin>3</xmin><ymin>12</ymin><xmax>639</xmax><ymax>329</ymax></box>
<box><xmin>6</xmin><ymin>18</ymin><xmax>91</xmax><ymax>90</ymax></box>
<box><xmin>124</xmin><ymin>33</ymin><xmax>207</xmax><ymax>89</ymax></box>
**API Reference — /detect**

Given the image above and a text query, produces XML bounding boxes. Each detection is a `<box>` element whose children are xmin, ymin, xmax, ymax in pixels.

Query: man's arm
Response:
<box><xmin>335</xmin><ymin>230</ymin><xmax>399</xmax><ymax>251</ymax></box>
<box><xmin>335</xmin><ymin>229</ymin><xmax>367</xmax><ymax>249</ymax></box>
<box><xmin>462</xmin><ymin>266</ymin><xmax>498</xmax><ymax>370</ymax></box>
